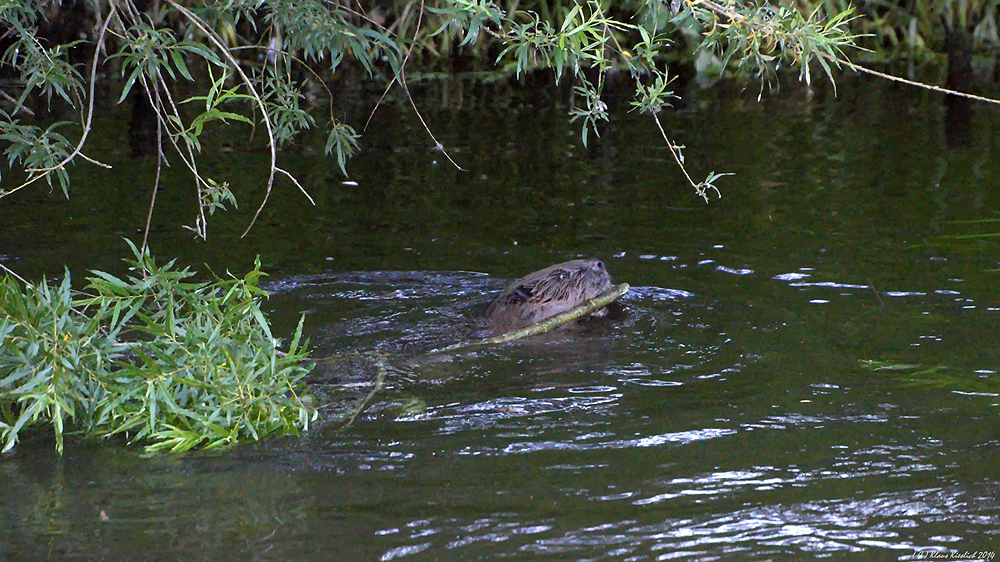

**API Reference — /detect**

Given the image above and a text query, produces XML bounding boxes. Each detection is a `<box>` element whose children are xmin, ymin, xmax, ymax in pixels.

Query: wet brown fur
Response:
<box><xmin>481</xmin><ymin>259</ymin><xmax>613</xmax><ymax>335</ymax></box>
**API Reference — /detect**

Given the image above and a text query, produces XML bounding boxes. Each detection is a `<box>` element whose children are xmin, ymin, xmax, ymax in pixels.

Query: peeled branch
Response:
<box><xmin>429</xmin><ymin>282</ymin><xmax>630</xmax><ymax>355</ymax></box>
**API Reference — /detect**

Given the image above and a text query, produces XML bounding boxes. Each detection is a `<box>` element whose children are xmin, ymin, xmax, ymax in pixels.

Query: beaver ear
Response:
<box><xmin>508</xmin><ymin>282</ymin><xmax>535</xmax><ymax>304</ymax></box>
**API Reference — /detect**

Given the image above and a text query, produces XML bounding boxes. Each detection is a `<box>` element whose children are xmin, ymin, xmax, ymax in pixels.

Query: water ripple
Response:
<box><xmin>503</xmin><ymin>428</ymin><xmax>737</xmax><ymax>455</ymax></box>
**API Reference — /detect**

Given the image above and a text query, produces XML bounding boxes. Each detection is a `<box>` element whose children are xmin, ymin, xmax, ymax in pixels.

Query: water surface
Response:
<box><xmin>2</xmin><ymin>73</ymin><xmax>999</xmax><ymax>561</ymax></box>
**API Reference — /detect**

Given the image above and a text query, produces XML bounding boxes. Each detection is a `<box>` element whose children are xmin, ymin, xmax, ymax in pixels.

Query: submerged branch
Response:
<box><xmin>337</xmin><ymin>354</ymin><xmax>389</xmax><ymax>430</ymax></box>
<box><xmin>327</xmin><ymin>282</ymin><xmax>630</xmax><ymax>426</ymax></box>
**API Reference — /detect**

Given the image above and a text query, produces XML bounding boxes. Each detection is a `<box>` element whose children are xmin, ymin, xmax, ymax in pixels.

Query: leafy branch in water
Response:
<box><xmin>0</xmin><ymin>241</ymin><xmax>315</xmax><ymax>455</ymax></box>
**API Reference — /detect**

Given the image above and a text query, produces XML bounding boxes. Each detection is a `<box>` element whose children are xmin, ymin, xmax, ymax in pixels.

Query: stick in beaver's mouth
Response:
<box><xmin>429</xmin><ymin>282</ymin><xmax>630</xmax><ymax>355</ymax></box>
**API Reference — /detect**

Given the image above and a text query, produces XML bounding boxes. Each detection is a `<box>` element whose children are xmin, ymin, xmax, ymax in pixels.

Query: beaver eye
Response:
<box><xmin>595</xmin><ymin>261</ymin><xmax>604</xmax><ymax>270</ymax></box>
<box><xmin>556</xmin><ymin>272</ymin><xmax>567</xmax><ymax>280</ymax></box>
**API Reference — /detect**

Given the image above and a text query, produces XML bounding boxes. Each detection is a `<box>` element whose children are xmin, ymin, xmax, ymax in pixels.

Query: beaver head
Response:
<box><xmin>482</xmin><ymin>258</ymin><xmax>614</xmax><ymax>335</ymax></box>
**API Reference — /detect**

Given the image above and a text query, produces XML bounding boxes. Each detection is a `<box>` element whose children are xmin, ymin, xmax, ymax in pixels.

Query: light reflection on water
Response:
<box><xmin>266</xmin><ymin>260</ymin><xmax>1000</xmax><ymax>562</ymax></box>
<box><xmin>362</xmin><ymin>485</ymin><xmax>997</xmax><ymax>560</ymax></box>
<box><xmin>6</xmin><ymin>79</ymin><xmax>1000</xmax><ymax>562</ymax></box>
<box><xmin>3</xmin><ymin>261</ymin><xmax>998</xmax><ymax>561</ymax></box>
<box><xmin>242</xmin><ymin>259</ymin><xmax>1000</xmax><ymax>560</ymax></box>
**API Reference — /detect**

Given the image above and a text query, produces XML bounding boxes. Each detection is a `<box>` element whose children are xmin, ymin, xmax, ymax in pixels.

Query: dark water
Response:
<box><xmin>2</xmin><ymin>72</ymin><xmax>1000</xmax><ymax>561</ymax></box>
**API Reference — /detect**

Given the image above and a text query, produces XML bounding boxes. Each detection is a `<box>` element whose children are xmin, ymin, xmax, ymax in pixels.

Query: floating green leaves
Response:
<box><xmin>0</xmin><ymin>241</ymin><xmax>315</xmax><ymax>455</ymax></box>
<box><xmin>931</xmin><ymin>218</ymin><xmax>1000</xmax><ymax>265</ymax></box>
<box><xmin>861</xmin><ymin>360</ymin><xmax>1000</xmax><ymax>398</ymax></box>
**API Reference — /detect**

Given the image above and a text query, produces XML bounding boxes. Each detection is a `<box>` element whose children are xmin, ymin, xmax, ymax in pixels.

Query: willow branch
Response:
<box><xmin>428</xmin><ymin>282</ymin><xmax>630</xmax><ymax>356</ymax></box>
<box><xmin>162</xmin><ymin>0</ymin><xmax>294</xmax><ymax>239</ymax></box>
<box><xmin>1</xmin><ymin>6</ymin><xmax>114</xmax><ymax>200</ymax></box>
<box><xmin>364</xmin><ymin>0</ymin><xmax>465</xmax><ymax>171</ymax></box>
<box><xmin>691</xmin><ymin>0</ymin><xmax>1000</xmax><ymax>105</ymax></box>
<box><xmin>840</xmin><ymin>58</ymin><xmax>1000</xmax><ymax>104</ymax></box>
<box><xmin>0</xmin><ymin>263</ymin><xmax>34</xmax><ymax>290</ymax></box>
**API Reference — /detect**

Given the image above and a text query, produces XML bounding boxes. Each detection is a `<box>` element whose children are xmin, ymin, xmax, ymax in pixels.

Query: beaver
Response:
<box><xmin>480</xmin><ymin>258</ymin><xmax>615</xmax><ymax>336</ymax></box>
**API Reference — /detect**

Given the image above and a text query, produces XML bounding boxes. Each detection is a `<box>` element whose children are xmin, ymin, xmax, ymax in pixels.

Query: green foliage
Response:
<box><xmin>794</xmin><ymin>0</ymin><xmax>1000</xmax><ymax>58</ymax></box>
<box><xmin>499</xmin><ymin>0</ymin><xmax>651</xmax><ymax>147</ymax></box>
<box><xmin>1</xmin><ymin>22</ymin><xmax>84</xmax><ymax>110</ymax></box>
<box><xmin>0</xmin><ymin>272</ymin><xmax>104</xmax><ymax>455</ymax></box>
<box><xmin>0</xmin><ymin>241</ymin><xmax>315</xmax><ymax>455</ymax></box>
<box><xmin>692</xmin><ymin>2</ymin><xmax>860</xmax><ymax>91</ymax></box>
<box><xmin>489</xmin><ymin>0</ymin><xmax>859</xmax><ymax>194</ymax></box>
<box><xmin>0</xmin><ymin>0</ymin><xmax>404</xmax><ymax>235</ymax></box>
<box><xmin>498</xmin><ymin>1</ymin><xmax>632</xmax><ymax>81</ymax></box>
<box><xmin>176</xmin><ymin>69</ymin><xmax>256</xmax><ymax>151</ymax></box>
<box><xmin>266</xmin><ymin>0</ymin><xmax>400</xmax><ymax>73</ymax></box>
<box><xmin>110</xmin><ymin>22</ymin><xmax>221</xmax><ymax>104</ymax></box>
<box><xmin>569</xmin><ymin>77</ymin><xmax>608</xmax><ymax>147</ymax></box>
<box><xmin>429</xmin><ymin>0</ymin><xmax>505</xmax><ymax>47</ymax></box>
<box><xmin>0</xmin><ymin>116</ymin><xmax>74</xmax><ymax>196</ymax></box>
<box><xmin>183</xmin><ymin>178</ymin><xmax>238</xmax><ymax>238</ymax></box>
<box><xmin>0</xmin><ymin>0</ymin><xmax>866</xmax><ymax>230</ymax></box>
<box><xmin>631</xmin><ymin>68</ymin><xmax>675</xmax><ymax>115</ymax></box>
<box><xmin>324</xmin><ymin>120</ymin><xmax>361</xmax><ymax>177</ymax></box>
<box><xmin>261</xmin><ymin>67</ymin><xmax>315</xmax><ymax>147</ymax></box>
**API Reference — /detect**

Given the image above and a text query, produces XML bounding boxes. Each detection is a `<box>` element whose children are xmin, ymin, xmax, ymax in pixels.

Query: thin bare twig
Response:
<box><xmin>0</xmin><ymin>90</ymin><xmax>34</xmax><ymax>115</ymax></box>
<box><xmin>131</xmin><ymin>68</ymin><xmax>212</xmax><ymax>239</ymax></box>
<box><xmin>142</xmin><ymin>82</ymin><xmax>166</xmax><ymax>254</ymax></box>
<box><xmin>650</xmin><ymin>113</ymin><xmax>712</xmax><ymax>197</ymax></box>
<box><xmin>275</xmin><ymin>167</ymin><xmax>313</xmax><ymax>204</ymax></box>
<box><xmin>866</xmin><ymin>277</ymin><xmax>886</xmax><ymax>308</ymax></box>
<box><xmin>161</xmin><ymin>0</ymin><xmax>293</xmax><ymax>239</ymax></box>
<box><xmin>0</xmin><ymin>263</ymin><xmax>34</xmax><ymax>290</ymax></box>
<box><xmin>840</xmin><ymin>58</ymin><xmax>1000</xmax><ymax>105</ymax></box>
<box><xmin>364</xmin><ymin>0</ymin><xmax>465</xmax><ymax>171</ymax></box>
